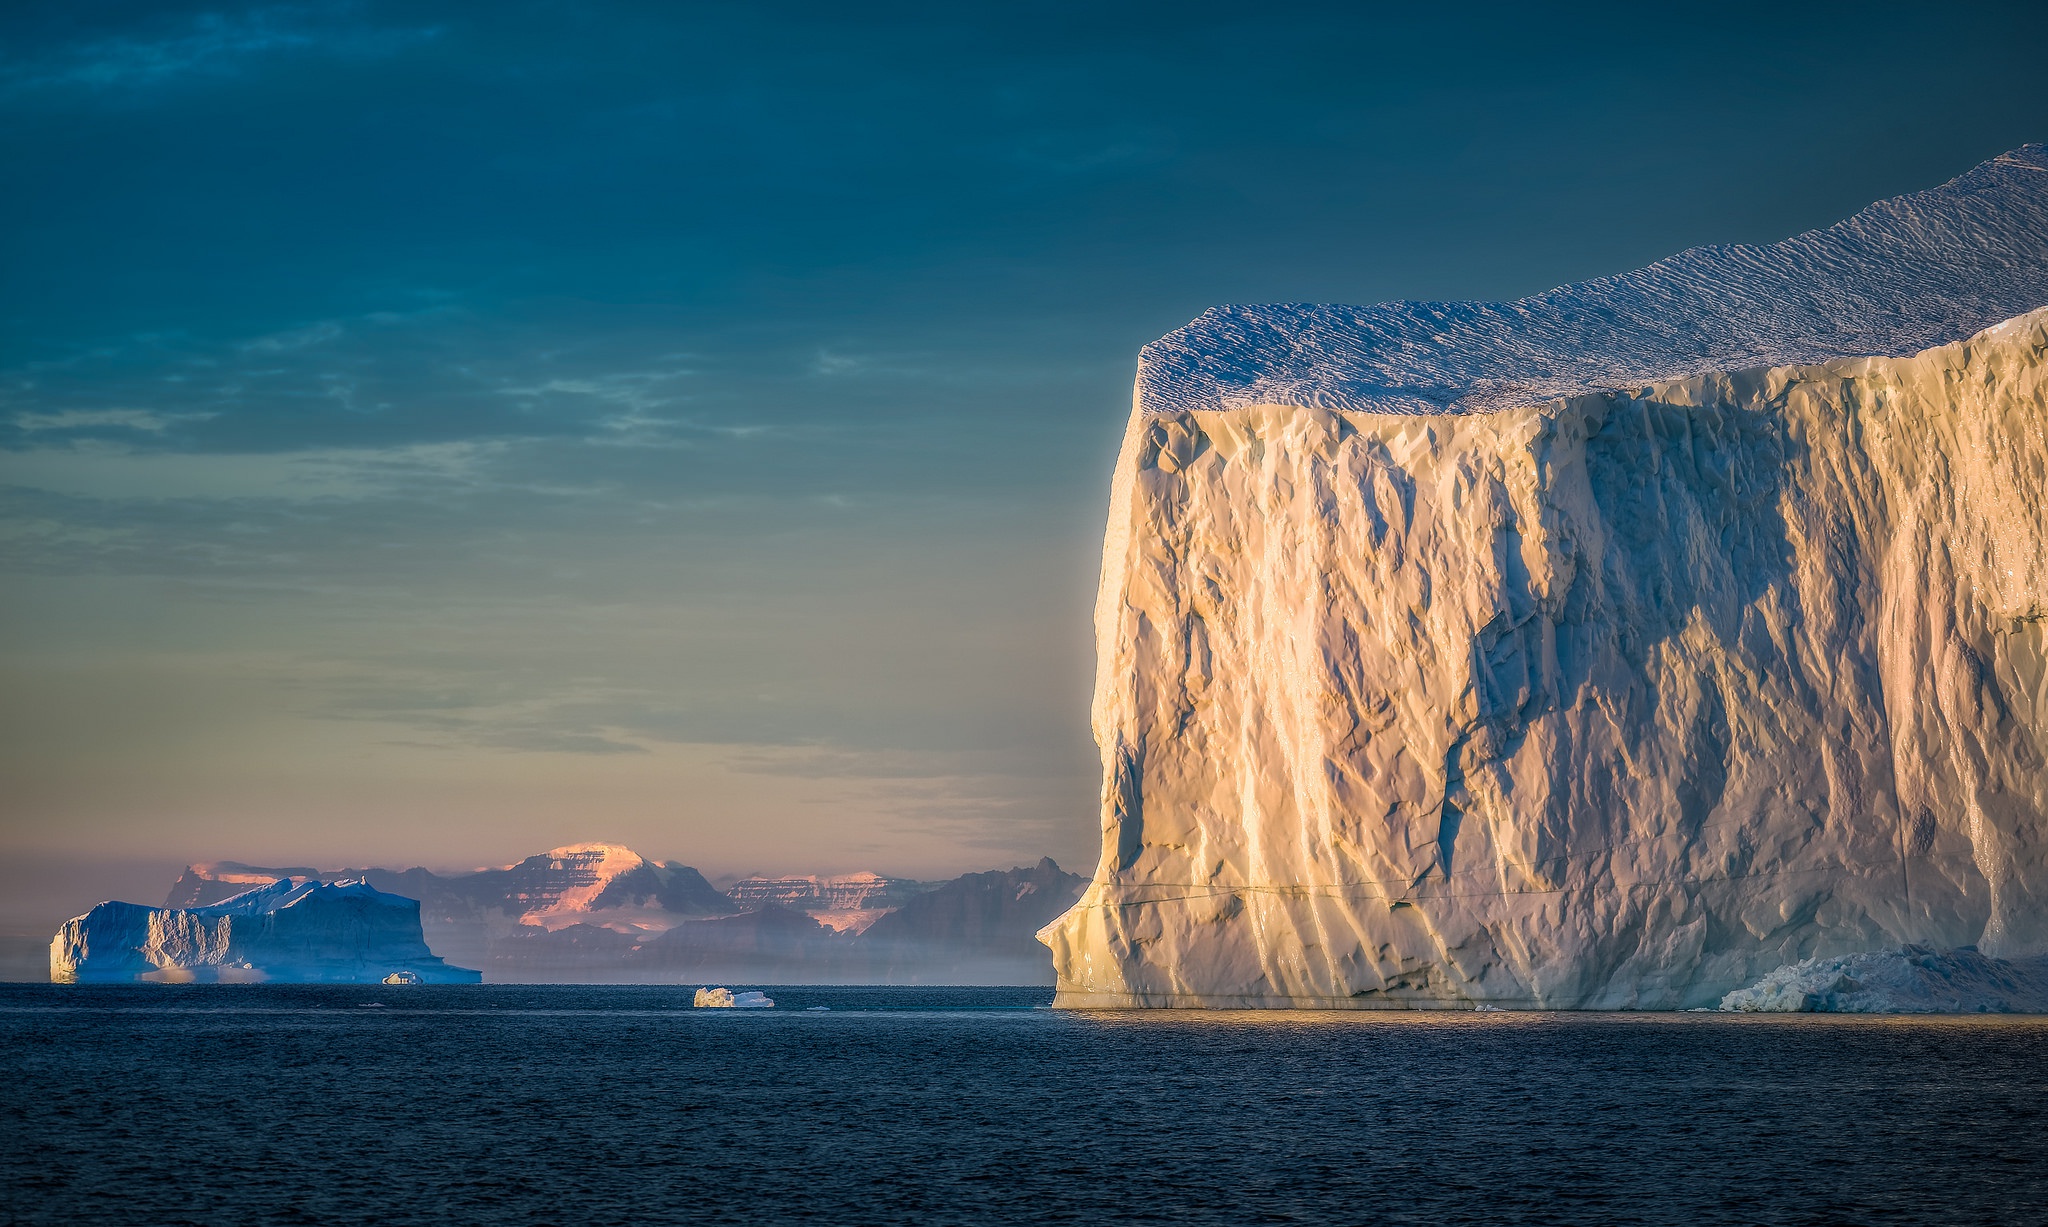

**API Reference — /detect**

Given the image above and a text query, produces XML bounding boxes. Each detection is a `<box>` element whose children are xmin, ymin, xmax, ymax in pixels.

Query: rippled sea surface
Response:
<box><xmin>3</xmin><ymin>984</ymin><xmax>2045</xmax><ymax>1225</ymax></box>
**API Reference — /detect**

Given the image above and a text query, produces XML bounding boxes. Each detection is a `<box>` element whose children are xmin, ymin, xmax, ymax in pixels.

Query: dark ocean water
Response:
<box><xmin>1</xmin><ymin>985</ymin><xmax>2043</xmax><ymax>1226</ymax></box>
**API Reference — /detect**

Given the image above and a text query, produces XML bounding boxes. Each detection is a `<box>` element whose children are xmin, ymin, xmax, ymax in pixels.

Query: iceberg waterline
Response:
<box><xmin>1042</xmin><ymin>147</ymin><xmax>2048</xmax><ymax>1010</ymax></box>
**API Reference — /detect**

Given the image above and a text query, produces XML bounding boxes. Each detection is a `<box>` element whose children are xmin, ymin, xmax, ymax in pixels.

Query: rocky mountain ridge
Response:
<box><xmin>722</xmin><ymin>872</ymin><xmax>936</xmax><ymax>933</ymax></box>
<box><xmin>166</xmin><ymin>842</ymin><xmax>734</xmax><ymax>926</ymax></box>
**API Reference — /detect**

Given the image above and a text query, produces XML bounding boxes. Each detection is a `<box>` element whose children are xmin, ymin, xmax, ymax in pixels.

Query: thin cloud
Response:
<box><xmin>2</xmin><ymin>5</ymin><xmax>441</xmax><ymax>93</ymax></box>
<box><xmin>724</xmin><ymin>746</ymin><xmax>961</xmax><ymax>781</ymax></box>
<box><xmin>1000</xmin><ymin>125</ymin><xmax>1177</xmax><ymax>176</ymax></box>
<box><xmin>0</xmin><ymin>439</ymin><xmax>507</xmax><ymax>502</ymax></box>
<box><xmin>12</xmin><ymin>409</ymin><xmax>196</xmax><ymax>435</ymax></box>
<box><xmin>810</xmin><ymin>348</ymin><xmax>938</xmax><ymax>380</ymax></box>
<box><xmin>493</xmin><ymin>370</ymin><xmax>785</xmax><ymax>445</ymax></box>
<box><xmin>237</xmin><ymin>321</ymin><xmax>346</xmax><ymax>354</ymax></box>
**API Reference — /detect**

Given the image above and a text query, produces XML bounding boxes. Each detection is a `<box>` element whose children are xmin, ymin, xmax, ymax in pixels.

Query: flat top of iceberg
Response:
<box><xmin>1139</xmin><ymin>145</ymin><xmax>2048</xmax><ymax>417</ymax></box>
<box><xmin>192</xmin><ymin>877</ymin><xmax>409</xmax><ymax>916</ymax></box>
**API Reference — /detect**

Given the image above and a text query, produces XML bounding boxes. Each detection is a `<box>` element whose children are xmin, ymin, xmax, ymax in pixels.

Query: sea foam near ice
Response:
<box><xmin>1719</xmin><ymin>947</ymin><xmax>2048</xmax><ymax>1014</ymax></box>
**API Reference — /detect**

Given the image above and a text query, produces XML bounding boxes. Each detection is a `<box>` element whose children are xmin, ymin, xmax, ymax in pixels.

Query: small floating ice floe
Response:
<box><xmin>805</xmin><ymin>1006</ymin><xmax>830</xmax><ymax>1011</ymax></box>
<box><xmin>694</xmin><ymin>987</ymin><xmax>775</xmax><ymax>1008</ymax></box>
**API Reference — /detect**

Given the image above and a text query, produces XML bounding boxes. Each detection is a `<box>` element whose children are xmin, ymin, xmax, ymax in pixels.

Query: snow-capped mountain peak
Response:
<box><xmin>526</xmin><ymin>843</ymin><xmax>653</xmax><ymax>917</ymax></box>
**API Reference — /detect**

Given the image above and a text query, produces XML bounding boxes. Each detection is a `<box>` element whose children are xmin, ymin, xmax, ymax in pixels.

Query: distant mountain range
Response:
<box><xmin>168</xmin><ymin>843</ymin><xmax>736</xmax><ymax>926</ymax></box>
<box><xmin>723</xmin><ymin>872</ymin><xmax>932</xmax><ymax>932</ymax></box>
<box><xmin>161</xmin><ymin>844</ymin><xmax>1084</xmax><ymax>984</ymax></box>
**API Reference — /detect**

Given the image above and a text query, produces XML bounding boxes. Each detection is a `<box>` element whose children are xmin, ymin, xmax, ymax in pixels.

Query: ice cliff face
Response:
<box><xmin>1043</xmin><ymin>147</ymin><xmax>2048</xmax><ymax>1009</ymax></box>
<box><xmin>51</xmin><ymin>878</ymin><xmax>481</xmax><ymax>984</ymax></box>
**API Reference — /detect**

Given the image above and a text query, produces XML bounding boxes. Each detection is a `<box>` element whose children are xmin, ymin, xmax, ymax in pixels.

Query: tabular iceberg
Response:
<box><xmin>1041</xmin><ymin>146</ymin><xmax>2048</xmax><ymax>1009</ymax></box>
<box><xmin>693</xmin><ymin>987</ymin><xmax>775</xmax><ymax>1008</ymax></box>
<box><xmin>51</xmin><ymin>878</ymin><xmax>481</xmax><ymax>984</ymax></box>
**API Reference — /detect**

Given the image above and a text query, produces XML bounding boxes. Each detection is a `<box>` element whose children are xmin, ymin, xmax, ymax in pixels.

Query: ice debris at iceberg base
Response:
<box><xmin>694</xmin><ymin>987</ymin><xmax>774</xmax><ymax>1008</ymax></box>
<box><xmin>1719</xmin><ymin>948</ymin><xmax>2048</xmax><ymax>1014</ymax></box>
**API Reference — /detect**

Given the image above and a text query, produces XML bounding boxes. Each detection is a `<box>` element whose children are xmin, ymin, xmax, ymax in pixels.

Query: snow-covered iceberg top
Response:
<box><xmin>192</xmin><ymin>876</ymin><xmax>396</xmax><ymax>915</ymax></box>
<box><xmin>51</xmin><ymin>877</ymin><xmax>481</xmax><ymax>984</ymax></box>
<box><xmin>1139</xmin><ymin>145</ymin><xmax>2048</xmax><ymax>417</ymax></box>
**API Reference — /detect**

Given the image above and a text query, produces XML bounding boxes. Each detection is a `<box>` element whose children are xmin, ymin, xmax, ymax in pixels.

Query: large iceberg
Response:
<box><xmin>51</xmin><ymin>878</ymin><xmax>482</xmax><ymax>984</ymax></box>
<box><xmin>1041</xmin><ymin>146</ymin><xmax>2048</xmax><ymax>1009</ymax></box>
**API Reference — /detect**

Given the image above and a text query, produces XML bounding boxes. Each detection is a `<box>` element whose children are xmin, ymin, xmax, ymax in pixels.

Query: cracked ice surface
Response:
<box><xmin>1139</xmin><ymin>146</ymin><xmax>2048</xmax><ymax>418</ymax></box>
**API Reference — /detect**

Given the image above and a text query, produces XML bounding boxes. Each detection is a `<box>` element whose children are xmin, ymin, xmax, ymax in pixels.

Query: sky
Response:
<box><xmin>2</xmin><ymin>0</ymin><xmax>2045</xmax><ymax>926</ymax></box>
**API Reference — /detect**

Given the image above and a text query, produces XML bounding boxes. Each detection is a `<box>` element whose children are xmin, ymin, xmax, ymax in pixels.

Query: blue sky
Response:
<box><xmin>2</xmin><ymin>1</ymin><xmax>2044</xmax><ymax>911</ymax></box>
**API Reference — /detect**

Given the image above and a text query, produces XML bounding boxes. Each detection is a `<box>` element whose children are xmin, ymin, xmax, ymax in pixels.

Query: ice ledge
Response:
<box><xmin>1720</xmin><ymin>948</ymin><xmax>2048</xmax><ymax>1014</ymax></box>
<box><xmin>1139</xmin><ymin>144</ymin><xmax>2048</xmax><ymax>418</ymax></box>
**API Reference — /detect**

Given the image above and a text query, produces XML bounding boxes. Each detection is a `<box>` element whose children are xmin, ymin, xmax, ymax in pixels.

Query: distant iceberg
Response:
<box><xmin>50</xmin><ymin>878</ymin><xmax>480</xmax><ymax>984</ymax></box>
<box><xmin>1720</xmin><ymin>948</ymin><xmax>2048</xmax><ymax>1014</ymax></box>
<box><xmin>693</xmin><ymin>987</ymin><xmax>775</xmax><ymax>1008</ymax></box>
